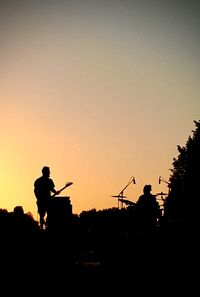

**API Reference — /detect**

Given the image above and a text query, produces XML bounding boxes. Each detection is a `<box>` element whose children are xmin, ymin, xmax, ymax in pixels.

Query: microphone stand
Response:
<box><xmin>158</xmin><ymin>176</ymin><xmax>170</xmax><ymax>216</ymax></box>
<box><xmin>115</xmin><ymin>176</ymin><xmax>136</xmax><ymax>209</ymax></box>
<box><xmin>159</xmin><ymin>176</ymin><xmax>169</xmax><ymax>185</ymax></box>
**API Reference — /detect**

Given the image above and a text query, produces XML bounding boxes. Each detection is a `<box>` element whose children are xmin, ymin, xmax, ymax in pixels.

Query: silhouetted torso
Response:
<box><xmin>135</xmin><ymin>185</ymin><xmax>160</xmax><ymax>233</ymax></box>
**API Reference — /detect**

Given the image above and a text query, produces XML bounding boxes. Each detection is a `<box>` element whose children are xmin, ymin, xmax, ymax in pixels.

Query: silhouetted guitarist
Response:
<box><xmin>34</xmin><ymin>166</ymin><xmax>73</xmax><ymax>229</ymax></box>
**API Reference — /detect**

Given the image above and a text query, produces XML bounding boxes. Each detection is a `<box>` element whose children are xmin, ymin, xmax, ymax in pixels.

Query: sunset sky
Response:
<box><xmin>1</xmin><ymin>0</ymin><xmax>200</xmax><ymax>220</ymax></box>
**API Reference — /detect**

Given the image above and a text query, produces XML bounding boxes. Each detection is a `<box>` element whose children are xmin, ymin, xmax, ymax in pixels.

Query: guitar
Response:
<box><xmin>51</xmin><ymin>181</ymin><xmax>73</xmax><ymax>198</ymax></box>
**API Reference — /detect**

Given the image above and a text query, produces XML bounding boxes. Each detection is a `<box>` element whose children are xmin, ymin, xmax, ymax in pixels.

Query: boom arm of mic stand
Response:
<box><xmin>118</xmin><ymin>176</ymin><xmax>135</xmax><ymax>196</ymax></box>
<box><xmin>159</xmin><ymin>176</ymin><xmax>169</xmax><ymax>185</ymax></box>
<box><xmin>117</xmin><ymin>177</ymin><xmax>136</xmax><ymax>208</ymax></box>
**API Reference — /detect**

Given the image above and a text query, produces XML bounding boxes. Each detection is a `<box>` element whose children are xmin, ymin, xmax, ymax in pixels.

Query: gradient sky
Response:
<box><xmin>1</xmin><ymin>0</ymin><xmax>200</xmax><ymax>220</ymax></box>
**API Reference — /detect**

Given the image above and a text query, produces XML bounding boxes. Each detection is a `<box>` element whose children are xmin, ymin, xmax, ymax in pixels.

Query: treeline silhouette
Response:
<box><xmin>0</xmin><ymin>120</ymin><xmax>199</xmax><ymax>295</ymax></box>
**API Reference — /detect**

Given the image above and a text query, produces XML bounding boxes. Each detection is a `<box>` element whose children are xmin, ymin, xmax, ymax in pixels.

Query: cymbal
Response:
<box><xmin>156</xmin><ymin>192</ymin><xmax>168</xmax><ymax>196</ymax></box>
<box><xmin>119</xmin><ymin>198</ymin><xmax>135</xmax><ymax>206</ymax></box>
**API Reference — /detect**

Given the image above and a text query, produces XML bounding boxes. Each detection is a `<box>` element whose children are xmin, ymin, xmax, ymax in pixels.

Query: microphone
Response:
<box><xmin>159</xmin><ymin>176</ymin><xmax>161</xmax><ymax>184</ymax></box>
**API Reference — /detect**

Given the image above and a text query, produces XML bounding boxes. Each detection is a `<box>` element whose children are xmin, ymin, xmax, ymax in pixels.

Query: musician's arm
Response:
<box><xmin>51</xmin><ymin>188</ymin><xmax>60</xmax><ymax>195</ymax></box>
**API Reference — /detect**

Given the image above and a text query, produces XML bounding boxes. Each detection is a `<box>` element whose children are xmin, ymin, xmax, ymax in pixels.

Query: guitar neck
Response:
<box><xmin>52</xmin><ymin>182</ymin><xmax>73</xmax><ymax>197</ymax></box>
<box><xmin>59</xmin><ymin>185</ymin><xmax>67</xmax><ymax>193</ymax></box>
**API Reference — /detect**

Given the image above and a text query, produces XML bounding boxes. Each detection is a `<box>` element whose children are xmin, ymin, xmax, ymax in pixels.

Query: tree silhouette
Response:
<box><xmin>165</xmin><ymin>120</ymin><xmax>200</xmax><ymax>223</ymax></box>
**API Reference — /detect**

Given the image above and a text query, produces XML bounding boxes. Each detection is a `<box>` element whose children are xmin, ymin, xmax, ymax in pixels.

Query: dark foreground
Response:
<box><xmin>0</xmin><ymin>219</ymin><xmax>197</xmax><ymax>296</ymax></box>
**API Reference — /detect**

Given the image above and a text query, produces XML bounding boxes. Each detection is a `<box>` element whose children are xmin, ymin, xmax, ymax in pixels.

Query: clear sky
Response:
<box><xmin>1</xmin><ymin>0</ymin><xmax>200</xmax><ymax>220</ymax></box>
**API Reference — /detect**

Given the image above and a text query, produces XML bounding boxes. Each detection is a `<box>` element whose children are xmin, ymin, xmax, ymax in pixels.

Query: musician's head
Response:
<box><xmin>143</xmin><ymin>184</ymin><xmax>152</xmax><ymax>194</ymax></box>
<box><xmin>42</xmin><ymin>166</ymin><xmax>50</xmax><ymax>177</ymax></box>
